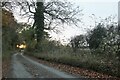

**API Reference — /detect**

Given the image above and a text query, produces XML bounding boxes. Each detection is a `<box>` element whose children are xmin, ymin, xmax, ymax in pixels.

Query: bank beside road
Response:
<box><xmin>26</xmin><ymin>54</ymin><xmax>120</xmax><ymax>79</ymax></box>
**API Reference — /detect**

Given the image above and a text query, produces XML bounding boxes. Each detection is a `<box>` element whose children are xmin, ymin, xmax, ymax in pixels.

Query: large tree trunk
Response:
<box><xmin>34</xmin><ymin>0</ymin><xmax>44</xmax><ymax>43</ymax></box>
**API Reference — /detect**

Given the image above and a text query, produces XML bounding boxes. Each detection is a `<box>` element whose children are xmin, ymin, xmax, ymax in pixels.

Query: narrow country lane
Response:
<box><xmin>8</xmin><ymin>53</ymin><xmax>81</xmax><ymax>79</ymax></box>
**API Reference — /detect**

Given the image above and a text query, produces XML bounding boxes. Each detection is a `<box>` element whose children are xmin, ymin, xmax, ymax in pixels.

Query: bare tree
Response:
<box><xmin>1</xmin><ymin>0</ymin><xmax>83</xmax><ymax>43</ymax></box>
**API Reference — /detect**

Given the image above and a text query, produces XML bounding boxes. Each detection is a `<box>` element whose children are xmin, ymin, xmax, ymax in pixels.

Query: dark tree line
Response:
<box><xmin>86</xmin><ymin>23</ymin><xmax>107</xmax><ymax>49</ymax></box>
<box><xmin>70</xmin><ymin>15</ymin><xmax>119</xmax><ymax>52</ymax></box>
<box><xmin>2</xmin><ymin>8</ymin><xmax>19</xmax><ymax>54</ymax></box>
<box><xmin>70</xmin><ymin>35</ymin><xmax>87</xmax><ymax>52</ymax></box>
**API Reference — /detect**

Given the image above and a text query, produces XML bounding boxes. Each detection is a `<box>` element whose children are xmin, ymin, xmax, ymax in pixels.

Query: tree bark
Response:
<box><xmin>34</xmin><ymin>1</ymin><xmax>44</xmax><ymax>43</ymax></box>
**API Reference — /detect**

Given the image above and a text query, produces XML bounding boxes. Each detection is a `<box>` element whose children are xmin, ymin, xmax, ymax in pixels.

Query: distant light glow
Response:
<box><xmin>16</xmin><ymin>45</ymin><xmax>19</xmax><ymax>48</ymax></box>
<box><xmin>17</xmin><ymin>44</ymin><xmax>26</xmax><ymax>49</ymax></box>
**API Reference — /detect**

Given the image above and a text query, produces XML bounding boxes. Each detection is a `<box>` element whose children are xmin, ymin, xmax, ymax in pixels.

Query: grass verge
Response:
<box><xmin>25</xmin><ymin>50</ymin><xmax>119</xmax><ymax>78</ymax></box>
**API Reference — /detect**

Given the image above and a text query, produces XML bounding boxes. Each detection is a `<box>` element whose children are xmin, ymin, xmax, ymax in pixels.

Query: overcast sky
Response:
<box><xmin>14</xmin><ymin>0</ymin><xmax>119</xmax><ymax>44</ymax></box>
<box><xmin>49</xmin><ymin>0</ymin><xmax>119</xmax><ymax>44</ymax></box>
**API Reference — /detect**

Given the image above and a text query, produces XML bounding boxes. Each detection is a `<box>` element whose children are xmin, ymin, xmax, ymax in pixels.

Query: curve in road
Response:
<box><xmin>9</xmin><ymin>53</ymin><xmax>79</xmax><ymax>78</ymax></box>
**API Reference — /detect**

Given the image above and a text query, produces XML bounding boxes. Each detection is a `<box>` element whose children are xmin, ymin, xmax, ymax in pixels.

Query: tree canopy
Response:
<box><xmin>86</xmin><ymin>23</ymin><xmax>107</xmax><ymax>49</ymax></box>
<box><xmin>2</xmin><ymin>8</ymin><xmax>19</xmax><ymax>51</ymax></box>
<box><xmin>1</xmin><ymin>0</ymin><xmax>82</xmax><ymax>43</ymax></box>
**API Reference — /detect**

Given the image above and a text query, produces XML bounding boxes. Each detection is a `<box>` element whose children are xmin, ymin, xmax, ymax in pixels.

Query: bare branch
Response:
<box><xmin>26</xmin><ymin>2</ymin><xmax>35</xmax><ymax>14</ymax></box>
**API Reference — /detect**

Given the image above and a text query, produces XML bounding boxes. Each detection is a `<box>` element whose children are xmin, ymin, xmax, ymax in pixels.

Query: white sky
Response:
<box><xmin>49</xmin><ymin>1</ymin><xmax>119</xmax><ymax>44</ymax></box>
<box><xmin>14</xmin><ymin>0</ymin><xmax>119</xmax><ymax>44</ymax></box>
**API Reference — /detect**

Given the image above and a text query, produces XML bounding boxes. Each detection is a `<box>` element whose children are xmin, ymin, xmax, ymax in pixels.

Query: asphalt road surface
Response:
<box><xmin>7</xmin><ymin>53</ymin><xmax>81</xmax><ymax>79</ymax></box>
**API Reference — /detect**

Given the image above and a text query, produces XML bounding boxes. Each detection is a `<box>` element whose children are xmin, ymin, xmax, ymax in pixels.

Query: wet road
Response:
<box><xmin>8</xmin><ymin>53</ymin><xmax>78</xmax><ymax>78</ymax></box>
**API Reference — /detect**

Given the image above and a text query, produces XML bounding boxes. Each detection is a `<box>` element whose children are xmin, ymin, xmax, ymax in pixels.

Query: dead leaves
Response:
<box><xmin>27</xmin><ymin>55</ymin><xmax>120</xmax><ymax>79</ymax></box>
<box><xmin>2</xmin><ymin>61</ymin><xmax>11</xmax><ymax>77</ymax></box>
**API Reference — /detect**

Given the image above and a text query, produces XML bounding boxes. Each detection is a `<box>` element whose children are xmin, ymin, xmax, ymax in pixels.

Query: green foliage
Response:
<box><xmin>34</xmin><ymin>39</ymin><xmax>61</xmax><ymax>52</ymax></box>
<box><xmin>2</xmin><ymin>27</ymin><xmax>17</xmax><ymax>50</ymax></box>
<box><xmin>21</xmin><ymin>28</ymin><xmax>35</xmax><ymax>42</ymax></box>
<box><xmin>20</xmin><ymin>27</ymin><xmax>37</xmax><ymax>51</ymax></box>
<box><xmin>70</xmin><ymin>35</ymin><xmax>88</xmax><ymax>52</ymax></box>
<box><xmin>2</xmin><ymin>26</ymin><xmax>19</xmax><ymax>61</ymax></box>
<box><xmin>25</xmin><ymin>23</ymin><xmax>118</xmax><ymax>77</ymax></box>
<box><xmin>25</xmin><ymin>38</ymin><xmax>119</xmax><ymax>77</ymax></box>
<box><xmin>2</xmin><ymin>50</ymin><xmax>13</xmax><ymax>61</ymax></box>
<box><xmin>2</xmin><ymin>8</ymin><xmax>19</xmax><ymax>60</ymax></box>
<box><xmin>87</xmin><ymin>23</ymin><xmax>107</xmax><ymax>49</ymax></box>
